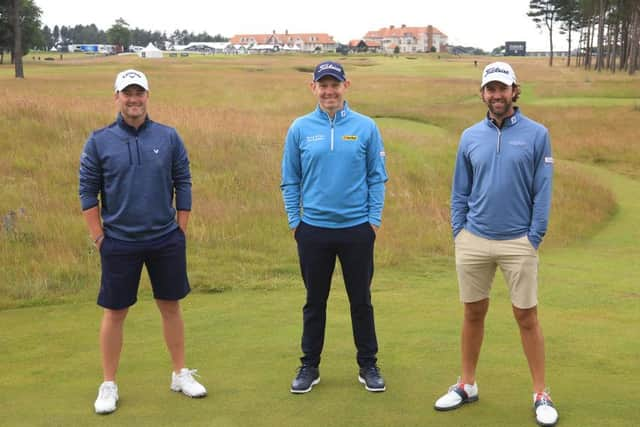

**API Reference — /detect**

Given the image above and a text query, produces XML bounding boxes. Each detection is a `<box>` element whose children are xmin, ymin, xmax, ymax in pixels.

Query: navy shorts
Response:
<box><xmin>98</xmin><ymin>228</ymin><xmax>190</xmax><ymax>309</ymax></box>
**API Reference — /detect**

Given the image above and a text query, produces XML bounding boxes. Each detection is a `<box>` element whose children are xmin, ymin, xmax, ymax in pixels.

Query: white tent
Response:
<box><xmin>282</xmin><ymin>45</ymin><xmax>301</xmax><ymax>52</ymax></box>
<box><xmin>138</xmin><ymin>43</ymin><xmax>163</xmax><ymax>59</ymax></box>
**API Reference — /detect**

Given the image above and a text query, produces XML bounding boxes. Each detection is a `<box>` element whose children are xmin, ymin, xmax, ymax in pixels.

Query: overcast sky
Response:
<box><xmin>36</xmin><ymin>0</ymin><xmax>570</xmax><ymax>52</ymax></box>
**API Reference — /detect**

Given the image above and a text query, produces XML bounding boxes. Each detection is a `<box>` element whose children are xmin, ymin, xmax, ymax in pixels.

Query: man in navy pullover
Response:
<box><xmin>79</xmin><ymin>69</ymin><xmax>206</xmax><ymax>414</ymax></box>
<box><xmin>281</xmin><ymin>61</ymin><xmax>388</xmax><ymax>393</ymax></box>
<box><xmin>434</xmin><ymin>62</ymin><xmax>559</xmax><ymax>427</ymax></box>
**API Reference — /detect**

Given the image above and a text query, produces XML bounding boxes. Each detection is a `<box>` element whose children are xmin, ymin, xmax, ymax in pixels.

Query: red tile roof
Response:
<box><xmin>365</xmin><ymin>25</ymin><xmax>447</xmax><ymax>39</ymax></box>
<box><xmin>230</xmin><ymin>33</ymin><xmax>336</xmax><ymax>45</ymax></box>
<box><xmin>348</xmin><ymin>40</ymin><xmax>381</xmax><ymax>48</ymax></box>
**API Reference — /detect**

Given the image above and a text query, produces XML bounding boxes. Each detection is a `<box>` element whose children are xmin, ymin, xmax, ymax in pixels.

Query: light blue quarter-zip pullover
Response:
<box><xmin>281</xmin><ymin>102</ymin><xmax>388</xmax><ymax>229</ymax></box>
<box><xmin>451</xmin><ymin>107</ymin><xmax>553</xmax><ymax>249</ymax></box>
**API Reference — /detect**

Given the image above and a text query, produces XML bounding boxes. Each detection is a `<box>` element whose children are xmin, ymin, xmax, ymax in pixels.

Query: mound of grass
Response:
<box><xmin>293</xmin><ymin>66</ymin><xmax>314</xmax><ymax>73</ymax></box>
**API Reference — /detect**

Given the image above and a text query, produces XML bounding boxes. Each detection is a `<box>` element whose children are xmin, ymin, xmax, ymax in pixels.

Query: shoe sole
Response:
<box><xmin>95</xmin><ymin>401</ymin><xmax>118</xmax><ymax>415</ymax></box>
<box><xmin>358</xmin><ymin>375</ymin><xmax>386</xmax><ymax>392</ymax></box>
<box><xmin>535</xmin><ymin>414</ymin><xmax>559</xmax><ymax>427</ymax></box>
<box><xmin>171</xmin><ymin>386</ymin><xmax>207</xmax><ymax>398</ymax></box>
<box><xmin>434</xmin><ymin>395</ymin><xmax>479</xmax><ymax>411</ymax></box>
<box><xmin>290</xmin><ymin>377</ymin><xmax>320</xmax><ymax>394</ymax></box>
<box><xmin>95</xmin><ymin>397</ymin><xmax>118</xmax><ymax>414</ymax></box>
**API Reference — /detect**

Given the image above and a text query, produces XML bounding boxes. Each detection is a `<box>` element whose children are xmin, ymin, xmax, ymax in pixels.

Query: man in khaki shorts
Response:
<box><xmin>434</xmin><ymin>62</ymin><xmax>559</xmax><ymax>427</ymax></box>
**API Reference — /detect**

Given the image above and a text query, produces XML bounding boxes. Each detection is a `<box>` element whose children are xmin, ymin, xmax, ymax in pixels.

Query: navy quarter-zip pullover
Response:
<box><xmin>79</xmin><ymin>114</ymin><xmax>191</xmax><ymax>241</ymax></box>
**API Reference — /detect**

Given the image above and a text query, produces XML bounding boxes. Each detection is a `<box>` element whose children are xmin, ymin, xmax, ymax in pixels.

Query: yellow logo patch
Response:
<box><xmin>342</xmin><ymin>135</ymin><xmax>358</xmax><ymax>141</ymax></box>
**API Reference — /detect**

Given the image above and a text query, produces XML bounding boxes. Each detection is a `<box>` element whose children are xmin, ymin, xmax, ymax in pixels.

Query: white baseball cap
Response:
<box><xmin>114</xmin><ymin>69</ymin><xmax>149</xmax><ymax>92</ymax></box>
<box><xmin>481</xmin><ymin>62</ymin><xmax>516</xmax><ymax>88</ymax></box>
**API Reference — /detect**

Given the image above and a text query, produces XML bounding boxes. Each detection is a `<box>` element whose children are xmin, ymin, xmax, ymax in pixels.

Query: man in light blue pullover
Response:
<box><xmin>79</xmin><ymin>69</ymin><xmax>206</xmax><ymax>415</ymax></box>
<box><xmin>434</xmin><ymin>62</ymin><xmax>559</xmax><ymax>427</ymax></box>
<box><xmin>281</xmin><ymin>61</ymin><xmax>388</xmax><ymax>394</ymax></box>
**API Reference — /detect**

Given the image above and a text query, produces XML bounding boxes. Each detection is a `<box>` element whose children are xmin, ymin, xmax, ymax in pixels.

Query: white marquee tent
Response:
<box><xmin>139</xmin><ymin>43</ymin><xmax>163</xmax><ymax>59</ymax></box>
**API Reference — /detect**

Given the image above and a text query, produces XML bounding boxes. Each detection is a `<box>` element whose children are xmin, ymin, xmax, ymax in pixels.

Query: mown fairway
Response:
<box><xmin>0</xmin><ymin>54</ymin><xmax>639</xmax><ymax>426</ymax></box>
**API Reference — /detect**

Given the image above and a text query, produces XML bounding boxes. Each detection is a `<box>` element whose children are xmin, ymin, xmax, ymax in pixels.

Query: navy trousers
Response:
<box><xmin>295</xmin><ymin>221</ymin><xmax>379</xmax><ymax>368</ymax></box>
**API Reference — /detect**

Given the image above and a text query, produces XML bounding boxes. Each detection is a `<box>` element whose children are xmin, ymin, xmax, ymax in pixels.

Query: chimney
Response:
<box><xmin>401</xmin><ymin>24</ymin><xmax>406</xmax><ymax>28</ymax></box>
<box><xmin>390</xmin><ymin>25</ymin><xmax>394</xmax><ymax>29</ymax></box>
<box><xmin>285</xmin><ymin>29</ymin><xmax>288</xmax><ymax>35</ymax></box>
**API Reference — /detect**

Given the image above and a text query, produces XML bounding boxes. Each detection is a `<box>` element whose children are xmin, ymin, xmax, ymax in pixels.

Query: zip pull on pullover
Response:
<box><xmin>118</xmin><ymin>115</ymin><xmax>147</xmax><ymax>165</ymax></box>
<box><xmin>488</xmin><ymin>110</ymin><xmax>517</xmax><ymax>154</ymax></box>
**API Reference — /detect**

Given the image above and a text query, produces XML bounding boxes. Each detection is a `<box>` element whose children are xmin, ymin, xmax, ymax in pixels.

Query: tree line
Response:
<box><xmin>0</xmin><ymin>0</ymin><xmax>228</xmax><ymax>67</ymax></box>
<box><xmin>42</xmin><ymin>19</ymin><xmax>228</xmax><ymax>51</ymax></box>
<box><xmin>529</xmin><ymin>0</ymin><xmax>640</xmax><ymax>74</ymax></box>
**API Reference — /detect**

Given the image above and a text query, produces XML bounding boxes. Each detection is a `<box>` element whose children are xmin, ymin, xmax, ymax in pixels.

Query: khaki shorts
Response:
<box><xmin>454</xmin><ymin>229</ymin><xmax>539</xmax><ymax>309</ymax></box>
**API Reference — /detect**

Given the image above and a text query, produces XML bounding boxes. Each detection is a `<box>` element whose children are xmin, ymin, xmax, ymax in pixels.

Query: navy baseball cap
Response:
<box><xmin>313</xmin><ymin>61</ymin><xmax>346</xmax><ymax>82</ymax></box>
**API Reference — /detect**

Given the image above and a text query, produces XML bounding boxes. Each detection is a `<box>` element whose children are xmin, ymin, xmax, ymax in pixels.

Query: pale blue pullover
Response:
<box><xmin>281</xmin><ymin>102</ymin><xmax>388</xmax><ymax>229</ymax></box>
<box><xmin>79</xmin><ymin>114</ymin><xmax>192</xmax><ymax>241</ymax></box>
<box><xmin>451</xmin><ymin>108</ymin><xmax>553</xmax><ymax>249</ymax></box>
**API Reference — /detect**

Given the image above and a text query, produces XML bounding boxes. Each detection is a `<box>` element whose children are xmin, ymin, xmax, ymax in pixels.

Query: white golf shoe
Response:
<box><xmin>94</xmin><ymin>381</ymin><xmax>118</xmax><ymax>414</ymax></box>
<box><xmin>171</xmin><ymin>368</ymin><xmax>207</xmax><ymax>398</ymax></box>
<box><xmin>434</xmin><ymin>379</ymin><xmax>479</xmax><ymax>411</ymax></box>
<box><xmin>534</xmin><ymin>391</ymin><xmax>559</xmax><ymax>426</ymax></box>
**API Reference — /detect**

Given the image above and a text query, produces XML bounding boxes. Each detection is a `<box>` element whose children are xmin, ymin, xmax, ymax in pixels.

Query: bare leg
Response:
<box><xmin>156</xmin><ymin>299</ymin><xmax>185</xmax><ymax>372</ymax></box>
<box><xmin>461</xmin><ymin>299</ymin><xmax>489</xmax><ymax>384</ymax></box>
<box><xmin>513</xmin><ymin>305</ymin><xmax>545</xmax><ymax>393</ymax></box>
<box><xmin>100</xmin><ymin>308</ymin><xmax>129</xmax><ymax>381</ymax></box>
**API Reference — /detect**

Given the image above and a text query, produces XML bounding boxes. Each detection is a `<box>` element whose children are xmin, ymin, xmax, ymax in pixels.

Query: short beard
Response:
<box><xmin>488</xmin><ymin>101</ymin><xmax>511</xmax><ymax>117</ymax></box>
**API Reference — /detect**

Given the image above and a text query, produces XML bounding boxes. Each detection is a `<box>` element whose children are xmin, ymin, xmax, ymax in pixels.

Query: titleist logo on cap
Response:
<box><xmin>318</xmin><ymin>63</ymin><xmax>342</xmax><ymax>73</ymax></box>
<box><xmin>484</xmin><ymin>67</ymin><xmax>511</xmax><ymax>77</ymax></box>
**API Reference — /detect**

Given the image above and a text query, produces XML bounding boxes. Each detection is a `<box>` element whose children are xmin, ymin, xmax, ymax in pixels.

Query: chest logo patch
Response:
<box><xmin>306</xmin><ymin>135</ymin><xmax>325</xmax><ymax>143</ymax></box>
<box><xmin>508</xmin><ymin>140</ymin><xmax>527</xmax><ymax>147</ymax></box>
<box><xmin>343</xmin><ymin>135</ymin><xmax>358</xmax><ymax>141</ymax></box>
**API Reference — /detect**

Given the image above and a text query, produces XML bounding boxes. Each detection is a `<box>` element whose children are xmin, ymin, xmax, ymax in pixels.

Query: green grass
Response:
<box><xmin>1</xmin><ymin>54</ymin><xmax>622</xmax><ymax>306</ymax></box>
<box><xmin>1</xmin><ymin>161</ymin><xmax>637</xmax><ymax>425</ymax></box>
<box><xmin>0</xmin><ymin>54</ymin><xmax>639</xmax><ymax>425</ymax></box>
<box><xmin>529</xmin><ymin>96</ymin><xmax>640</xmax><ymax>106</ymax></box>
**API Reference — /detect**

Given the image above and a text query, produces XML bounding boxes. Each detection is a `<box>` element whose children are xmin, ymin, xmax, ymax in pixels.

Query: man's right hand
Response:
<box><xmin>94</xmin><ymin>234</ymin><xmax>104</xmax><ymax>250</ymax></box>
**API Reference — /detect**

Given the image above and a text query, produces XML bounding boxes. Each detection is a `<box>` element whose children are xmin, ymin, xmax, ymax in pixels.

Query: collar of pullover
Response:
<box><xmin>485</xmin><ymin>106</ymin><xmax>520</xmax><ymax>129</ymax></box>
<box><xmin>315</xmin><ymin>101</ymin><xmax>350</xmax><ymax>123</ymax></box>
<box><xmin>117</xmin><ymin>113</ymin><xmax>151</xmax><ymax>135</ymax></box>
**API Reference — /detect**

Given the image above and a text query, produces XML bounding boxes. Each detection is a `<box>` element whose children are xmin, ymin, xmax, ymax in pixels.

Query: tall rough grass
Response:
<box><xmin>0</xmin><ymin>55</ymin><xmax>634</xmax><ymax>308</ymax></box>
